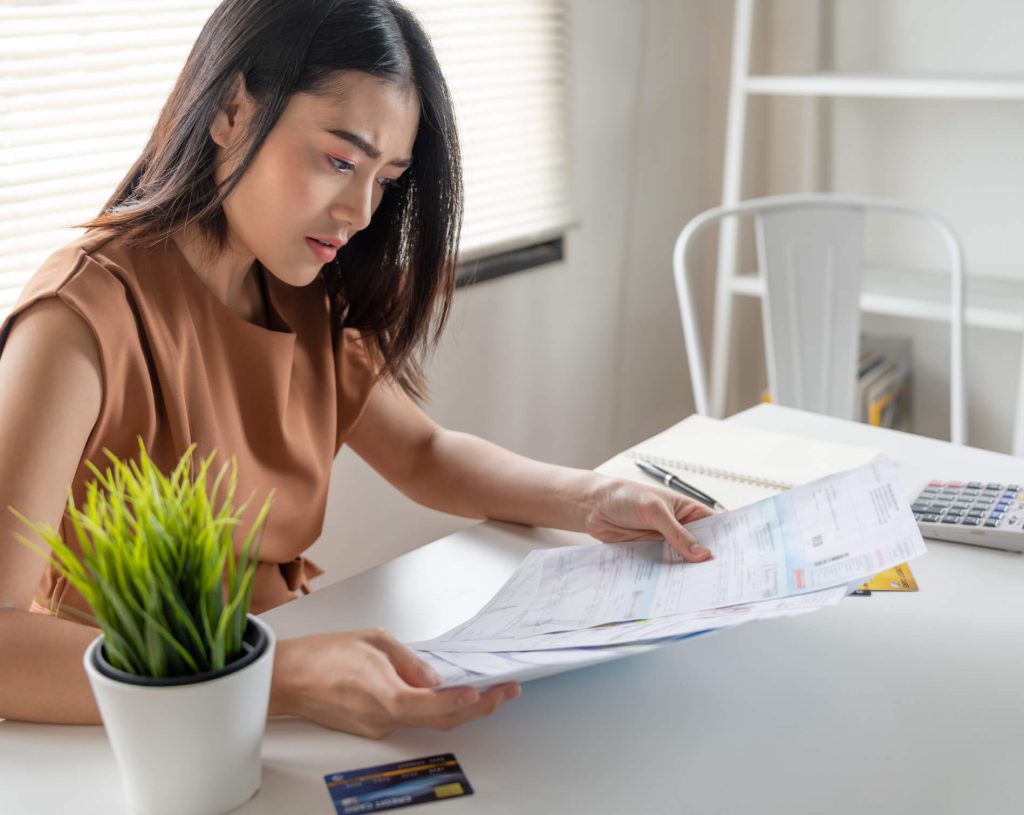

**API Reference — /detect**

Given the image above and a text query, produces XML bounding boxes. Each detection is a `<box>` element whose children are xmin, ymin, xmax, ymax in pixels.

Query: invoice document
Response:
<box><xmin>413</xmin><ymin>587</ymin><xmax>846</xmax><ymax>654</ymax></box>
<box><xmin>411</xmin><ymin>459</ymin><xmax>924</xmax><ymax>656</ymax></box>
<box><xmin>415</xmin><ymin>589</ymin><xmax>848</xmax><ymax>689</ymax></box>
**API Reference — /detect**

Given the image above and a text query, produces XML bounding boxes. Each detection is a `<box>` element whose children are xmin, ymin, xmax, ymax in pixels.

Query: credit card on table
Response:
<box><xmin>325</xmin><ymin>753</ymin><xmax>473</xmax><ymax>813</ymax></box>
<box><xmin>860</xmin><ymin>562</ymin><xmax>918</xmax><ymax>592</ymax></box>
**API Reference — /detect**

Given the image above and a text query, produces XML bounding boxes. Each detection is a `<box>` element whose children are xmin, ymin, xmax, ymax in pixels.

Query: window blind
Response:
<box><xmin>0</xmin><ymin>0</ymin><xmax>572</xmax><ymax>322</ymax></box>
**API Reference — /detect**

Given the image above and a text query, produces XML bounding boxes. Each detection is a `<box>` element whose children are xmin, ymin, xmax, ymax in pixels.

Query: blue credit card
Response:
<box><xmin>325</xmin><ymin>753</ymin><xmax>473</xmax><ymax>813</ymax></box>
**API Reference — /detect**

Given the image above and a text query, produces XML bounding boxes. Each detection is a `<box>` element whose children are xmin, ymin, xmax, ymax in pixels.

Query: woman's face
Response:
<box><xmin>213</xmin><ymin>70</ymin><xmax>420</xmax><ymax>287</ymax></box>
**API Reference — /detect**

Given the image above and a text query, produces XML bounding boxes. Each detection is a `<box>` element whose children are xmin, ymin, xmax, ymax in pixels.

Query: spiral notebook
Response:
<box><xmin>598</xmin><ymin>414</ymin><xmax>883</xmax><ymax>509</ymax></box>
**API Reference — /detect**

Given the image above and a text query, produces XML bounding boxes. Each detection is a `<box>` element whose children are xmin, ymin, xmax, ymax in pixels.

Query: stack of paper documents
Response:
<box><xmin>408</xmin><ymin>459</ymin><xmax>926</xmax><ymax>688</ymax></box>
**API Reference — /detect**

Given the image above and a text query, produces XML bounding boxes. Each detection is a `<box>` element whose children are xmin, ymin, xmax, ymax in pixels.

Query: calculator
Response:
<box><xmin>911</xmin><ymin>480</ymin><xmax>1024</xmax><ymax>554</ymax></box>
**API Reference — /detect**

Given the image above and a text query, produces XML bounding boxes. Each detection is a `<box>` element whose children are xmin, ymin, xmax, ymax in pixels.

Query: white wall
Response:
<box><xmin>305</xmin><ymin>0</ymin><xmax>730</xmax><ymax>586</ymax></box>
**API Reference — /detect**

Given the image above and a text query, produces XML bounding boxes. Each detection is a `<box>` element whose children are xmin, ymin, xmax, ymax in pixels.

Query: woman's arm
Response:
<box><xmin>346</xmin><ymin>382</ymin><xmax>713</xmax><ymax>560</ymax></box>
<box><xmin>0</xmin><ymin>298</ymin><xmax>106</xmax><ymax>723</ymax></box>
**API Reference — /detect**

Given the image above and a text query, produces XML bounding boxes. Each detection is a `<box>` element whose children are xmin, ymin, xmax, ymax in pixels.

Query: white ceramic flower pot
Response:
<box><xmin>83</xmin><ymin>614</ymin><xmax>276</xmax><ymax>815</ymax></box>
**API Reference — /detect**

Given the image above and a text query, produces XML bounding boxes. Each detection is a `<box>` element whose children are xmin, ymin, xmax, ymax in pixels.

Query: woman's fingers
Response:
<box><xmin>674</xmin><ymin>497</ymin><xmax>715</xmax><ymax>523</ymax></box>
<box><xmin>367</xmin><ymin>630</ymin><xmax>522</xmax><ymax>724</ymax></box>
<box><xmin>380</xmin><ymin>679</ymin><xmax>520</xmax><ymax>725</ymax></box>
<box><xmin>277</xmin><ymin>631</ymin><xmax>520</xmax><ymax>737</ymax></box>
<box><xmin>418</xmin><ymin>683</ymin><xmax>521</xmax><ymax>730</ymax></box>
<box><xmin>586</xmin><ymin>478</ymin><xmax>715</xmax><ymax>561</ymax></box>
<box><xmin>369</xmin><ymin>629</ymin><xmax>443</xmax><ymax>688</ymax></box>
<box><xmin>642</xmin><ymin>496</ymin><xmax>711</xmax><ymax>562</ymax></box>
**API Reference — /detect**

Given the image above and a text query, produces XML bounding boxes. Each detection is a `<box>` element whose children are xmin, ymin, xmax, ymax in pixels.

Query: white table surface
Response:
<box><xmin>3</xmin><ymin>404</ymin><xmax>1024</xmax><ymax>814</ymax></box>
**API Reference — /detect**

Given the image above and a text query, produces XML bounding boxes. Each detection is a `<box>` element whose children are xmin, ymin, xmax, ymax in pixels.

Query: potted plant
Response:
<box><xmin>13</xmin><ymin>442</ymin><xmax>275</xmax><ymax>815</ymax></box>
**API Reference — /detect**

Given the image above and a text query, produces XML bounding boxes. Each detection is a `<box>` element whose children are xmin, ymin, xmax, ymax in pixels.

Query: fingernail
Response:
<box><xmin>426</xmin><ymin>668</ymin><xmax>443</xmax><ymax>686</ymax></box>
<box><xmin>457</xmin><ymin>689</ymin><xmax>478</xmax><ymax>707</ymax></box>
<box><xmin>505</xmin><ymin>685</ymin><xmax>521</xmax><ymax>701</ymax></box>
<box><xmin>688</xmin><ymin>542</ymin><xmax>709</xmax><ymax>556</ymax></box>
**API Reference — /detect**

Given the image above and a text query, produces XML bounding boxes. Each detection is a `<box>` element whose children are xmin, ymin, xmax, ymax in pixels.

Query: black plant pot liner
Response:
<box><xmin>91</xmin><ymin>616</ymin><xmax>268</xmax><ymax>687</ymax></box>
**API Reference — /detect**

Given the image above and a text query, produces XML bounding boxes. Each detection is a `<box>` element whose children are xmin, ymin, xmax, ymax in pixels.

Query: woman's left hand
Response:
<box><xmin>581</xmin><ymin>477</ymin><xmax>715</xmax><ymax>562</ymax></box>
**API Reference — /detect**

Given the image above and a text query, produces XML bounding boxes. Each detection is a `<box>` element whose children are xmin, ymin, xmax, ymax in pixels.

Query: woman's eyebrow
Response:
<box><xmin>325</xmin><ymin>128</ymin><xmax>413</xmax><ymax>168</ymax></box>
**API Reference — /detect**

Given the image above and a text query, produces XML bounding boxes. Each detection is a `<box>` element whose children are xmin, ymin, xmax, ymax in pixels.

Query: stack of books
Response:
<box><xmin>759</xmin><ymin>333</ymin><xmax>913</xmax><ymax>431</ymax></box>
<box><xmin>857</xmin><ymin>334</ymin><xmax>912</xmax><ymax>431</ymax></box>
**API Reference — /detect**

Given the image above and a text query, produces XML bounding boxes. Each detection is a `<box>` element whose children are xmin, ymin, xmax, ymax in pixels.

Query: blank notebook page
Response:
<box><xmin>598</xmin><ymin>414</ymin><xmax>882</xmax><ymax>509</ymax></box>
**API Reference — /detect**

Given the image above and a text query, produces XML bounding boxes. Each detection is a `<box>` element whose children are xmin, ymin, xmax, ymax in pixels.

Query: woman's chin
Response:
<box><xmin>262</xmin><ymin>260</ymin><xmax>322</xmax><ymax>289</ymax></box>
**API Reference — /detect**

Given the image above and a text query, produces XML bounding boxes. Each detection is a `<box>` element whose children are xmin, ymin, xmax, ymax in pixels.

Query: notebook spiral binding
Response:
<box><xmin>624</xmin><ymin>449</ymin><xmax>793</xmax><ymax>493</ymax></box>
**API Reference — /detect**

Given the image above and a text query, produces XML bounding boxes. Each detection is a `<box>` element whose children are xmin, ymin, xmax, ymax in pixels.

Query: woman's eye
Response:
<box><xmin>328</xmin><ymin>155</ymin><xmax>355</xmax><ymax>172</ymax></box>
<box><xmin>328</xmin><ymin>156</ymin><xmax>399</xmax><ymax>192</ymax></box>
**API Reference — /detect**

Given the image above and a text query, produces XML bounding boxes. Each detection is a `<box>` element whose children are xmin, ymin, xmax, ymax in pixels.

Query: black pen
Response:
<box><xmin>635</xmin><ymin>459</ymin><xmax>727</xmax><ymax>511</ymax></box>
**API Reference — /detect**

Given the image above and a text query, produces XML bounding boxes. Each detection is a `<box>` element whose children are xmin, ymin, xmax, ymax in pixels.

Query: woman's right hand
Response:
<box><xmin>269</xmin><ymin>629</ymin><xmax>520</xmax><ymax>739</ymax></box>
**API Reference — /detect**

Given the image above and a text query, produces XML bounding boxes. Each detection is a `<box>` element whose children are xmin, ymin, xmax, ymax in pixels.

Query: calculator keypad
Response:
<box><xmin>912</xmin><ymin>480</ymin><xmax>1024</xmax><ymax>532</ymax></box>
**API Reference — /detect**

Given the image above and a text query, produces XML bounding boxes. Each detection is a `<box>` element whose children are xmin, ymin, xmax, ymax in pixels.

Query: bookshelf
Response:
<box><xmin>730</xmin><ymin>266</ymin><xmax>1024</xmax><ymax>333</ymax></box>
<box><xmin>712</xmin><ymin>0</ymin><xmax>1024</xmax><ymax>432</ymax></box>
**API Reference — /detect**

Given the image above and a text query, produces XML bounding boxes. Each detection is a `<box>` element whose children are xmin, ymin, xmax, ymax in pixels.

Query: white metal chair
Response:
<box><xmin>673</xmin><ymin>193</ymin><xmax>966</xmax><ymax>444</ymax></box>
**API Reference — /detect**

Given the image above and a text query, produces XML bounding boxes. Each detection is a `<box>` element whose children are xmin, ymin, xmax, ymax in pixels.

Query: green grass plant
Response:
<box><xmin>11</xmin><ymin>442</ymin><xmax>273</xmax><ymax>679</ymax></box>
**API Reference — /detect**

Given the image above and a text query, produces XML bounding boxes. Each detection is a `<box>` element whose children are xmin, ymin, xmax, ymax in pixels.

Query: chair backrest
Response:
<box><xmin>756</xmin><ymin>205</ymin><xmax>865</xmax><ymax>420</ymax></box>
<box><xmin>673</xmin><ymin>193</ymin><xmax>966</xmax><ymax>444</ymax></box>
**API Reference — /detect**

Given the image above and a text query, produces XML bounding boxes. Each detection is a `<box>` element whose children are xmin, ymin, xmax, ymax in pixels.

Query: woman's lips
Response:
<box><xmin>305</xmin><ymin>236</ymin><xmax>338</xmax><ymax>263</ymax></box>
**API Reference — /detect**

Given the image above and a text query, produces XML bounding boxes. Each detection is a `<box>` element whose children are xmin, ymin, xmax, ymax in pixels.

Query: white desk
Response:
<box><xmin>3</xmin><ymin>404</ymin><xmax>1024</xmax><ymax>814</ymax></box>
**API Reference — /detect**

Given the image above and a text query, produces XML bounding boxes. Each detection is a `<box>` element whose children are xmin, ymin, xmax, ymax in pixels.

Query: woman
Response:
<box><xmin>0</xmin><ymin>0</ymin><xmax>711</xmax><ymax>739</ymax></box>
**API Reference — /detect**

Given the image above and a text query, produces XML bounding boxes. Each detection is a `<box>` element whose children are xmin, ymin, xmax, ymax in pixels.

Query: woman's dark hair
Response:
<box><xmin>84</xmin><ymin>0</ymin><xmax>461</xmax><ymax>399</ymax></box>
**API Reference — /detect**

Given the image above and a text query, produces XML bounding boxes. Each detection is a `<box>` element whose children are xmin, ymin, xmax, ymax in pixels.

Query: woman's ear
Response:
<box><xmin>210</xmin><ymin>73</ymin><xmax>254</xmax><ymax>149</ymax></box>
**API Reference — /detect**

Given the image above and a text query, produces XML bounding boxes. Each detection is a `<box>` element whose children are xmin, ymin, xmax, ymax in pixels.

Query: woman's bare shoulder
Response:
<box><xmin>3</xmin><ymin>297</ymin><xmax>102</xmax><ymax>374</ymax></box>
<box><xmin>1</xmin><ymin>296</ymin><xmax>102</xmax><ymax>436</ymax></box>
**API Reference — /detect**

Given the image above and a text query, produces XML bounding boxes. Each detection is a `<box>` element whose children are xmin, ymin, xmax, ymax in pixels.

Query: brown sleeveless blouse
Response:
<box><xmin>0</xmin><ymin>229</ymin><xmax>380</xmax><ymax>623</ymax></box>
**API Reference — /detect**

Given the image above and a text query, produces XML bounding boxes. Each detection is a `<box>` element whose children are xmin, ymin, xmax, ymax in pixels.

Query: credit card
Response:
<box><xmin>325</xmin><ymin>753</ymin><xmax>473</xmax><ymax>813</ymax></box>
<box><xmin>860</xmin><ymin>562</ymin><xmax>918</xmax><ymax>591</ymax></box>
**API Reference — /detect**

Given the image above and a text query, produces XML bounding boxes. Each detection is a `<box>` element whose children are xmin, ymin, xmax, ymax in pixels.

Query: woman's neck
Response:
<box><xmin>172</xmin><ymin>226</ymin><xmax>265</xmax><ymax>324</ymax></box>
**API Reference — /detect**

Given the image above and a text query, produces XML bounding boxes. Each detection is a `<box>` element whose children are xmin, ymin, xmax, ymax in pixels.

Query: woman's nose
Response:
<box><xmin>329</xmin><ymin>179</ymin><xmax>375</xmax><ymax>234</ymax></box>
